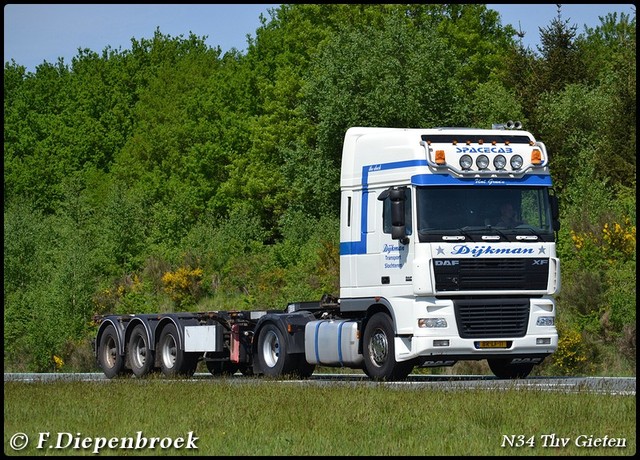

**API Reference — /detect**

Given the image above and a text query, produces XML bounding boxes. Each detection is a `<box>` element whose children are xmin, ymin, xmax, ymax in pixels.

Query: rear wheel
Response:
<box><xmin>362</xmin><ymin>312</ymin><xmax>413</xmax><ymax>381</ymax></box>
<box><xmin>128</xmin><ymin>325</ymin><xmax>155</xmax><ymax>377</ymax></box>
<box><xmin>158</xmin><ymin>324</ymin><xmax>198</xmax><ymax>377</ymax></box>
<box><xmin>488</xmin><ymin>358</ymin><xmax>534</xmax><ymax>379</ymax></box>
<box><xmin>98</xmin><ymin>325</ymin><xmax>127</xmax><ymax>379</ymax></box>
<box><xmin>257</xmin><ymin>323</ymin><xmax>296</xmax><ymax>377</ymax></box>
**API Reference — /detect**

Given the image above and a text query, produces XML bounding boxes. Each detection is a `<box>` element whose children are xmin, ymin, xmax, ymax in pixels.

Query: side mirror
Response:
<box><xmin>379</xmin><ymin>187</ymin><xmax>409</xmax><ymax>244</ymax></box>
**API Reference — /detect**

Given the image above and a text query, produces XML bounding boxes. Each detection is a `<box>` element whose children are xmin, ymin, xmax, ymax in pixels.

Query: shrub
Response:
<box><xmin>162</xmin><ymin>266</ymin><xmax>204</xmax><ymax>310</ymax></box>
<box><xmin>550</xmin><ymin>322</ymin><xmax>592</xmax><ymax>376</ymax></box>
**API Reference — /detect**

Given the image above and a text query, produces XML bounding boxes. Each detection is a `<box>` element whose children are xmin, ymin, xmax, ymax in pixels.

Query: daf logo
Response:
<box><xmin>532</xmin><ymin>259</ymin><xmax>548</xmax><ymax>266</ymax></box>
<box><xmin>435</xmin><ymin>260</ymin><xmax>459</xmax><ymax>266</ymax></box>
<box><xmin>423</xmin><ymin>360</ymin><xmax>457</xmax><ymax>367</ymax></box>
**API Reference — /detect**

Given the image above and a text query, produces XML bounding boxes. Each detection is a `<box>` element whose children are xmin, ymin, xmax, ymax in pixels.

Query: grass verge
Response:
<box><xmin>4</xmin><ymin>378</ymin><xmax>636</xmax><ymax>456</ymax></box>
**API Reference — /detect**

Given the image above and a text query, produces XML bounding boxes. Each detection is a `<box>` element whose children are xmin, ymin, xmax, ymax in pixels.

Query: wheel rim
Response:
<box><xmin>103</xmin><ymin>336</ymin><xmax>117</xmax><ymax>369</ymax></box>
<box><xmin>131</xmin><ymin>334</ymin><xmax>147</xmax><ymax>369</ymax></box>
<box><xmin>368</xmin><ymin>328</ymin><xmax>388</xmax><ymax>367</ymax></box>
<box><xmin>161</xmin><ymin>335</ymin><xmax>177</xmax><ymax>369</ymax></box>
<box><xmin>261</xmin><ymin>330</ymin><xmax>280</xmax><ymax>368</ymax></box>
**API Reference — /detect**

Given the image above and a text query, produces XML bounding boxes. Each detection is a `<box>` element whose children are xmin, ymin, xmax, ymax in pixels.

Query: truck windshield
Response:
<box><xmin>416</xmin><ymin>186</ymin><xmax>555</xmax><ymax>243</ymax></box>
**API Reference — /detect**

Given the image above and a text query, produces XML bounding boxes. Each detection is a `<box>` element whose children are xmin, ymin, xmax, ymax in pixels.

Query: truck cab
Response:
<box><xmin>337</xmin><ymin>126</ymin><xmax>560</xmax><ymax>379</ymax></box>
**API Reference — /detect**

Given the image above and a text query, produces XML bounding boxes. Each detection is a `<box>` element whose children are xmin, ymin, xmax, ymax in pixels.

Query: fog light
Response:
<box><xmin>493</xmin><ymin>154</ymin><xmax>507</xmax><ymax>170</ymax></box>
<box><xmin>536</xmin><ymin>338</ymin><xmax>551</xmax><ymax>345</ymax></box>
<box><xmin>433</xmin><ymin>340</ymin><xmax>450</xmax><ymax>347</ymax></box>
<box><xmin>536</xmin><ymin>316</ymin><xmax>555</xmax><ymax>326</ymax></box>
<box><xmin>510</xmin><ymin>154</ymin><xmax>523</xmax><ymax>170</ymax></box>
<box><xmin>476</xmin><ymin>154</ymin><xmax>489</xmax><ymax>169</ymax></box>
<box><xmin>459</xmin><ymin>154</ymin><xmax>473</xmax><ymax>170</ymax></box>
<box><xmin>418</xmin><ymin>318</ymin><xmax>447</xmax><ymax>328</ymax></box>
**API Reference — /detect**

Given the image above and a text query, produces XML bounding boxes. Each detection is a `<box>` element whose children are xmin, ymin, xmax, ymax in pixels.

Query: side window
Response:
<box><xmin>521</xmin><ymin>189</ymin><xmax>548</xmax><ymax>229</ymax></box>
<box><xmin>382</xmin><ymin>188</ymin><xmax>412</xmax><ymax>235</ymax></box>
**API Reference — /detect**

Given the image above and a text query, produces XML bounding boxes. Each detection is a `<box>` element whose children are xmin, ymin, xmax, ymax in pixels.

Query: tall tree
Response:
<box><xmin>535</xmin><ymin>4</ymin><xmax>584</xmax><ymax>94</ymax></box>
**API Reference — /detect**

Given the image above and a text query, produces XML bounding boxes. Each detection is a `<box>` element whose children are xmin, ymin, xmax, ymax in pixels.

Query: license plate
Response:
<box><xmin>478</xmin><ymin>341</ymin><xmax>508</xmax><ymax>348</ymax></box>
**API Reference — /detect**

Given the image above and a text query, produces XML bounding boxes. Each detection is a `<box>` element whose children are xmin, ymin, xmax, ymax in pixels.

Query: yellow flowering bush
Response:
<box><xmin>602</xmin><ymin>218</ymin><xmax>636</xmax><ymax>261</ymax></box>
<box><xmin>162</xmin><ymin>266</ymin><xmax>204</xmax><ymax>309</ymax></box>
<box><xmin>552</xmin><ymin>326</ymin><xmax>591</xmax><ymax>375</ymax></box>
<box><xmin>568</xmin><ymin>218</ymin><xmax>635</xmax><ymax>270</ymax></box>
<box><xmin>53</xmin><ymin>355</ymin><xmax>64</xmax><ymax>371</ymax></box>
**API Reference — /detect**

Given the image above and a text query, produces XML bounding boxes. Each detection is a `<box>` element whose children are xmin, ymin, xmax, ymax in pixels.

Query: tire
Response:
<box><xmin>488</xmin><ymin>358</ymin><xmax>534</xmax><ymax>379</ymax></box>
<box><xmin>98</xmin><ymin>324</ymin><xmax>127</xmax><ymax>379</ymax></box>
<box><xmin>158</xmin><ymin>324</ymin><xmax>198</xmax><ymax>377</ymax></box>
<box><xmin>206</xmin><ymin>360</ymin><xmax>238</xmax><ymax>376</ymax></box>
<box><xmin>128</xmin><ymin>324</ymin><xmax>155</xmax><ymax>378</ymax></box>
<box><xmin>362</xmin><ymin>312</ymin><xmax>413</xmax><ymax>381</ymax></box>
<box><xmin>256</xmin><ymin>323</ymin><xmax>296</xmax><ymax>377</ymax></box>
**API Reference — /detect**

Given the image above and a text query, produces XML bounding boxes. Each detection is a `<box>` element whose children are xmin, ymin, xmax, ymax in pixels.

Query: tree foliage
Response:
<box><xmin>3</xmin><ymin>4</ymin><xmax>635</xmax><ymax>373</ymax></box>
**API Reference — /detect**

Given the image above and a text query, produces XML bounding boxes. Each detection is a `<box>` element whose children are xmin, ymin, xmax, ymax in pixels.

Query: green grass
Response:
<box><xmin>4</xmin><ymin>379</ymin><xmax>636</xmax><ymax>456</ymax></box>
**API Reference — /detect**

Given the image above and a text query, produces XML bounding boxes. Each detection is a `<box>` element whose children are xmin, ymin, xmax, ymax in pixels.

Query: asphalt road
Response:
<box><xmin>4</xmin><ymin>373</ymin><xmax>635</xmax><ymax>395</ymax></box>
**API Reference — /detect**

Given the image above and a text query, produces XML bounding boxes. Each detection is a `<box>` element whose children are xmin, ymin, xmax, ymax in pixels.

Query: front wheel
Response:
<box><xmin>256</xmin><ymin>323</ymin><xmax>296</xmax><ymax>377</ymax></box>
<box><xmin>488</xmin><ymin>358</ymin><xmax>534</xmax><ymax>379</ymax></box>
<box><xmin>158</xmin><ymin>324</ymin><xmax>198</xmax><ymax>377</ymax></box>
<box><xmin>362</xmin><ymin>312</ymin><xmax>413</xmax><ymax>381</ymax></box>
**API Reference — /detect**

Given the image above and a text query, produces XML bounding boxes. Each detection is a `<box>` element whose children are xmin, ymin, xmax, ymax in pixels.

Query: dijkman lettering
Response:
<box><xmin>383</xmin><ymin>244</ymin><xmax>405</xmax><ymax>253</ymax></box>
<box><xmin>451</xmin><ymin>245</ymin><xmax>534</xmax><ymax>257</ymax></box>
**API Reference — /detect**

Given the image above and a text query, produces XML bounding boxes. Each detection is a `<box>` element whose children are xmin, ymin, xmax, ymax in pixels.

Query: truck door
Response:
<box><xmin>356</xmin><ymin>187</ymin><xmax>413</xmax><ymax>289</ymax></box>
<box><xmin>353</xmin><ymin>190</ymin><xmax>380</xmax><ymax>287</ymax></box>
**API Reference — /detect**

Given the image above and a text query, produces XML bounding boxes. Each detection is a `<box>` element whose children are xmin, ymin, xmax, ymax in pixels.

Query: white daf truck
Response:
<box><xmin>95</xmin><ymin>124</ymin><xmax>561</xmax><ymax>381</ymax></box>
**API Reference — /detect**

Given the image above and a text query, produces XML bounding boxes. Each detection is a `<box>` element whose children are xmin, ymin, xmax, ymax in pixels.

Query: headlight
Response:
<box><xmin>493</xmin><ymin>155</ymin><xmax>507</xmax><ymax>170</ymax></box>
<box><xmin>418</xmin><ymin>318</ymin><xmax>448</xmax><ymax>328</ymax></box>
<box><xmin>536</xmin><ymin>316</ymin><xmax>555</xmax><ymax>327</ymax></box>
<box><xmin>459</xmin><ymin>155</ymin><xmax>473</xmax><ymax>170</ymax></box>
<box><xmin>476</xmin><ymin>154</ymin><xmax>489</xmax><ymax>169</ymax></box>
<box><xmin>510</xmin><ymin>154</ymin><xmax>523</xmax><ymax>170</ymax></box>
